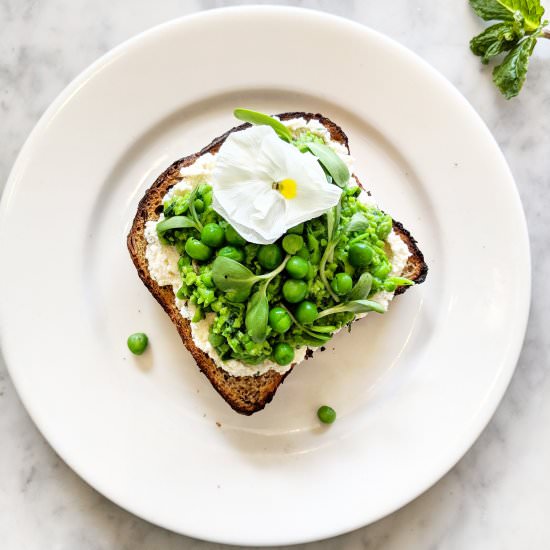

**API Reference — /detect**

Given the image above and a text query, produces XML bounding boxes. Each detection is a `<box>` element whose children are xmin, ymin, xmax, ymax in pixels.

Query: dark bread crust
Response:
<box><xmin>127</xmin><ymin>112</ymin><xmax>427</xmax><ymax>415</ymax></box>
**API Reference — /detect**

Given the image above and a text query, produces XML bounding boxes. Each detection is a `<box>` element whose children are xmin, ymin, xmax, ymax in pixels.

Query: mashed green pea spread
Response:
<box><xmin>144</xmin><ymin>119</ymin><xmax>412</xmax><ymax>376</ymax></box>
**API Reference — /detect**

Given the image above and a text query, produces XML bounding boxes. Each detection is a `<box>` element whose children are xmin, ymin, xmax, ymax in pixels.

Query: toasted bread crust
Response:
<box><xmin>127</xmin><ymin>112</ymin><xmax>428</xmax><ymax>414</ymax></box>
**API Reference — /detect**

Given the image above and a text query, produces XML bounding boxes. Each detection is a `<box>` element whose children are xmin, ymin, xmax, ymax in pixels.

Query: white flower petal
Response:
<box><xmin>213</xmin><ymin>183</ymin><xmax>286</xmax><ymax>243</ymax></box>
<box><xmin>210</xmin><ymin>125</ymin><xmax>343</xmax><ymax>245</ymax></box>
<box><xmin>212</xmin><ymin>126</ymin><xmax>275</xmax><ymax>188</ymax></box>
<box><xmin>283</xmin><ymin>152</ymin><xmax>342</xmax><ymax>226</ymax></box>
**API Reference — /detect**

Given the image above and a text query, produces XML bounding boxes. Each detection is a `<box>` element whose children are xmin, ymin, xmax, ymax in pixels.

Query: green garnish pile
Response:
<box><xmin>156</xmin><ymin>110</ymin><xmax>413</xmax><ymax>370</ymax></box>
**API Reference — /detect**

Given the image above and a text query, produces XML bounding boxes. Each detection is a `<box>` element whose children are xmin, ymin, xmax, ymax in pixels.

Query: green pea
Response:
<box><xmin>295</xmin><ymin>301</ymin><xmax>318</xmax><ymax>324</ymax></box>
<box><xmin>282</xmin><ymin>234</ymin><xmax>304</xmax><ymax>255</ymax></box>
<box><xmin>372</xmin><ymin>262</ymin><xmax>391</xmax><ymax>279</ymax></box>
<box><xmin>331</xmin><ymin>272</ymin><xmax>353</xmax><ymax>296</ymax></box>
<box><xmin>208</xmin><ymin>332</ymin><xmax>225</xmax><ymax>347</ymax></box>
<box><xmin>348</xmin><ymin>242</ymin><xmax>374</xmax><ymax>268</ymax></box>
<box><xmin>288</xmin><ymin>223</ymin><xmax>304</xmax><ymax>235</ymax></box>
<box><xmin>218</xmin><ymin>245</ymin><xmax>245</xmax><ymax>263</ymax></box>
<box><xmin>193</xmin><ymin>198</ymin><xmax>205</xmax><ymax>213</ymax></box>
<box><xmin>225</xmin><ymin>225</ymin><xmax>247</xmax><ymax>246</ymax></box>
<box><xmin>200</xmin><ymin>223</ymin><xmax>225</xmax><ymax>247</ymax></box>
<box><xmin>282</xmin><ymin>279</ymin><xmax>308</xmax><ymax>303</ymax></box>
<box><xmin>273</xmin><ymin>343</ymin><xmax>295</xmax><ymax>366</ymax></box>
<box><xmin>185</xmin><ymin>238</ymin><xmax>212</xmax><ymax>261</ymax></box>
<box><xmin>317</xmin><ymin>405</ymin><xmax>336</xmax><ymax>424</ymax></box>
<box><xmin>257</xmin><ymin>244</ymin><xmax>283</xmax><ymax>270</ymax></box>
<box><xmin>268</xmin><ymin>307</ymin><xmax>292</xmax><ymax>333</ymax></box>
<box><xmin>286</xmin><ymin>256</ymin><xmax>309</xmax><ymax>279</ymax></box>
<box><xmin>127</xmin><ymin>333</ymin><xmax>148</xmax><ymax>355</ymax></box>
<box><xmin>295</xmin><ymin>246</ymin><xmax>310</xmax><ymax>260</ymax></box>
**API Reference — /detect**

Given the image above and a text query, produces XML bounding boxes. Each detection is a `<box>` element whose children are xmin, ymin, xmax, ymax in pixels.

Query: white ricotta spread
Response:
<box><xmin>143</xmin><ymin>119</ymin><xmax>410</xmax><ymax>377</ymax></box>
<box><xmin>144</xmin><ymin>216</ymin><xmax>181</xmax><ymax>291</ymax></box>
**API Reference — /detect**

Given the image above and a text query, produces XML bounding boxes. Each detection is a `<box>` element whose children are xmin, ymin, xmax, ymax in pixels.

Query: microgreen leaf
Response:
<box><xmin>245</xmin><ymin>285</ymin><xmax>270</xmax><ymax>343</ymax></box>
<box><xmin>211</xmin><ymin>256</ymin><xmax>258</xmax><ymax>294</ymax></box>
<box><xmin>317</xmin><ymin>299</ymin><xmax>386</xmax><ymax>319</ymax></box>
<box><xmin>493</xmin><ymin>34</ymin><xmax>538</xmax><ymax>98</ymax></box>
<box><xmin>234</xmin><ymin>108</ymin><xmax>293</xmax><ymax>142</ymax></box>
<box><xmin>347</xmin><ymin>273</ymin><xmax>373</xmax><ymax>300</ymax></box>
<box><xmin>212</xmin><ymin>255</ymin><xmax>290</xmax><ymax>324</ymax></box>
<box><xmin>387</xmin><ymin>277</ymin><xmax>415</xmax><ymax>287</ymax></box>
<box><xmin>306</xmin><ymin>142</ymin><xmax>350</xmax><ymax>188</ymax></box>
<box><xmin>306</xmin><ymin>324</ymin><xmax>336</xmax><ymax>334</ymax></box>
<box><xmin>156</xmin><ymin>215</ymin><xmax>199</xmax><ymax>235</ymax></box>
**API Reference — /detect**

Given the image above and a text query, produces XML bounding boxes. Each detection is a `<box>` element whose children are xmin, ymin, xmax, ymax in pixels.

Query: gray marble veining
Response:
<box><xmin>1</xmin><ymin>0</ymin><xmax>549</xmax><ymax>548</ymax></box>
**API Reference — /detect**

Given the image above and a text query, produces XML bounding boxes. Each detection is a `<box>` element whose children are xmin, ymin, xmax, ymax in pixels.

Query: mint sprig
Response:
<box><xmin>469</xmin><ymin>0</ymin><xmax>549</xmax><ymax>98</ymax></box>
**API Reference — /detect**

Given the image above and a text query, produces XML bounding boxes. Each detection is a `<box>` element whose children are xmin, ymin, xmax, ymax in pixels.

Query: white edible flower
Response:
<box><xmin>211</xmin><ymin>126</ymin><xmax>342</xmax><ymax>244</ymax></box>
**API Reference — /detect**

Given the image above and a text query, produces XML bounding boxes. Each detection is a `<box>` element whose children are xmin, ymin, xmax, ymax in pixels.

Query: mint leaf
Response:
<box><xmin>509</xmin><ymin>0</ymin><xmax>545</xmax><ymax>30</ymax></box>
<box><xmin>493</xmin><ymin>34</ymin><xmax>538</xmax><ymax>98</ymax></box>
<box><xmin>470</xmin><ymin>0</ymin><xmax>520</xmax><ymax>21</ymax></box>
<box><xmin>469</xmin><ymin>0</ymin><xmax>544</xmax><ymax>30</ymax></box>
<box><xmin>470</xmin><ymin>21</ymin><xmax>525</xmax><ymax>63</ymax></box>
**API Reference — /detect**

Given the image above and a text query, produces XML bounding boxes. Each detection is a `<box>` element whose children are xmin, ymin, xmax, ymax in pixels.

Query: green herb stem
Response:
<box><xmin>258</xmin><ymin>255</ymin><xmax>291</xmax><ymax>282</ymax></box>
<box><xmin>317</xmin><ymin>299</ymin><xmax>386</xmax><ymax>319</ymax></box>
<box><xmin>281</xmin><ymin>306</ymin><xmax>333</xmax><ymax>343</ymax></box>
<box><xmin>319</xmin><ymin>242</ymin><xmax>340</xmax><ymax>302</ymax></box>
<box><xmin>188</xmin><ymin>186</ymin><xmax>203</xmax><ymax>231</ymax></box>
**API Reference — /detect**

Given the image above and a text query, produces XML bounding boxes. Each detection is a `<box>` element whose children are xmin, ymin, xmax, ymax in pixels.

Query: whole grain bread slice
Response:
<box><xmin>127</xmin><ymin>112</ymin><xmax>428</xmax><ymax>415</ymax></box>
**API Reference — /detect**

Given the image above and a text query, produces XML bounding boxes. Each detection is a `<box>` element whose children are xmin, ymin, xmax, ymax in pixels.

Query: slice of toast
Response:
<box><xmin>127</xmin><ymin>112</ymin><xmax>428</xmax><ymax>415</ymax></box>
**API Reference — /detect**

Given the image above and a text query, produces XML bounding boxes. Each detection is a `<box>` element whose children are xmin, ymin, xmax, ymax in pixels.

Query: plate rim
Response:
<box><xmin>0</xmin><ymin>6</ymin><xmax>531</xmax><ymax>546</ymax></box>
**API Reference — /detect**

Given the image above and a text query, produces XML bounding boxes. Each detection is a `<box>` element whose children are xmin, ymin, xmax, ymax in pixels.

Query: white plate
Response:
<box><xmin>0</xmin><ymin>7</ymin><xmax>530</xmax><ymax>546</ymax></box>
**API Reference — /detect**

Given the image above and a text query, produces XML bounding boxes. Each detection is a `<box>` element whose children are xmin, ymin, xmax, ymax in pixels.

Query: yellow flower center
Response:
<box><xmin>276</xmin><ymin>178</ymin><xmax>297</xmax><ymax>200</ymax></box>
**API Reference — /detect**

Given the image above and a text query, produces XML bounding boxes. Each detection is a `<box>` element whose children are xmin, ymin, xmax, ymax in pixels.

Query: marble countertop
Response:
<box><xmin>1</xmin><ymin>0</ymin><xmax>549</xmax><ymax>548</ymax></box>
